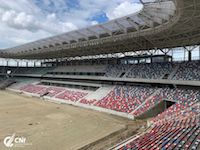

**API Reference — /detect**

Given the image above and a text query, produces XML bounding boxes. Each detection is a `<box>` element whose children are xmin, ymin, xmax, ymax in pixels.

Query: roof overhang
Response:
<box><xmin>0</xmin><ymin>0</ymin><xmax>200</xmax><ymax>59</ymax></box>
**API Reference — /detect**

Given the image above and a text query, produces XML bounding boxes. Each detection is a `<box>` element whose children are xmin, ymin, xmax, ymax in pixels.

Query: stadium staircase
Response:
<box><xmin>130</xmin><ymin>89</ymin><xmax>161</xmax><ymax>115</ymax></box>
<box><xmin>79</xmin><ymin>86</ymin><xmax>114</xmax><ymax>104</ymax></box>
<box><xmin>122</xmin><ymin>67</ymin><xmax>134</xmax><ymax>78</ymax></box>
<box><xmin>168</xmin><ymin>64</ymin><xmax>180</xmax><ymax>79</ymax></box>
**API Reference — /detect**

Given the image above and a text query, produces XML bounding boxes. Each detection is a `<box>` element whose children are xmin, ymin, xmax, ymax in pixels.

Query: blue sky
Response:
<box><xmin>0</xmin><ymin>0</ymin><xmax>142</xmax><ymax>49</ymax></box>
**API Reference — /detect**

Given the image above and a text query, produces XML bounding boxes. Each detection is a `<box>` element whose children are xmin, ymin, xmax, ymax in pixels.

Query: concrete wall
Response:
<box><xmin>136</xmin><ymin>101</ymin><xmax>166</xmax><ymax>119</ymax></box>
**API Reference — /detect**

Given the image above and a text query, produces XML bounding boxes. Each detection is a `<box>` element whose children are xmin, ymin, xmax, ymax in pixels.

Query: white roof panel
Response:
<box><xmin>118</xmin><ymin>19</ymin><xmax>133</xmax><ymax>28</ymax></box>
<box><xmin>104</xmin><ymin>22</ymin><xmax>121</xmax><ymax>31</ymax></box>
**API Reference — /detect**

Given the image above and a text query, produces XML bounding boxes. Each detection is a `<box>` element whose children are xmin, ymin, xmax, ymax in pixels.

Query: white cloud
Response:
<box><xmin>0</xmin><ymin>8</ymin><xmax>77</xmax><ymax>34</ymax></box>
<box><xmin>0</xmin><ymin>0</ymin><xmax>142</xmax><ymax>49</ymax></box>
<box><xmin>0</xmin><ymin>23</ymin><xmax>52</xmax><ymax>48</ymax></box>
<box><xmin>91</xmin><ymin>21</ymin><xmax>98</xmax><ymax>26</ymax></box>
<box><xmin>1</xmin><ymin>10</ymin><xmax>36</xmax><ymax>30</ymax></box>
<box><xmin>106</xmin><ymin>1</ymin><xmax>143</xmax><ymax>20</ymax></box>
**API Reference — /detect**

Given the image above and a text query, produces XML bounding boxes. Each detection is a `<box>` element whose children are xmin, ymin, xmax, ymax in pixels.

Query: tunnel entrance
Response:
<box><xmin>136</xmin><ymin>100</ymin><xmax>176</xmax><ymax>119</ymax></box>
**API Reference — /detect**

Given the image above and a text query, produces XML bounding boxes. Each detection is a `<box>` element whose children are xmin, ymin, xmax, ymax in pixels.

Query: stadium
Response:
<box><xmin>0</xmin><ymin>0</ymin><xmax>199</xmax><ymax>149</ymax></box>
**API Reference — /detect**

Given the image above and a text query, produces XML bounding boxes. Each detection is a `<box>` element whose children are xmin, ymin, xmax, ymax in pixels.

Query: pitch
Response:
<box><xmin>0</xmin><ymin>91</ymin><xmax>140</xmax><ymax>150</ymax></box>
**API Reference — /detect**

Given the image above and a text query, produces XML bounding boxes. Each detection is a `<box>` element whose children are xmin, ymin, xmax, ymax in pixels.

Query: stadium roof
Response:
<box><xmin>0</xmin><ymin>0</ymin><xmax>200</xmax><ymax>59</ymax></box>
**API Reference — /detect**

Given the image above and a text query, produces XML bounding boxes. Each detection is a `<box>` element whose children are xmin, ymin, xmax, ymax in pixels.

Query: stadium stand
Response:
<box><xmin>172</xmin><ymin>61</ymin><xmax>200</xmax><ymax>81</ymax></box>
<box><xmin>117</xmin><ymin>102</ymin><xmax>200</xmax><ymax>150</ymax></box>
<box><xmin>55</xmin><ymin>90</ymin><xmax>88</xmax><ymax>102</ymax></box>
<box><xmin>44</xmin><ymin>87</ymin><xmax>65</xmax><ymax>97</ymax></box>
<box><xmin>47</xmin><ymin>65</ymin><xmax>106</xmax><ymax>76</ymax></box>
<box><xmin>95</xmin><ymin>86</ymin><xmax>157</xmax><ymax>113</ymax></box>
<box><xmin>21</xmin><ymin>84</ymin><xmax>47</xmax><ymax>95</ymax></box>
<box><xmin>15</xmin><ymin>67</ymin><xmax>53</xmax><ymax>75</ymax></box>
<box><xmin>23</xmin><ymin>60</ymin><xmax>197</xmax><ymax>82</ymax></box>
<box><xmin>1</xmin><ymin>61</ymin><xmax>200</xmax><ymax>83</ymax></box>
<box><xmin>20</xmin><ymin>84</ymin><xmax>88</xmax><ymax>102</ymax></box>
<box><xmin>149</xmin><ymin>89</ymin><xmax>200</xmax><ymax>124</ymax></box>
<box><xmin>0</xmin><ymin>67</ymin><xmax>52</xmax><ymax>75</ymax></box>
<box><xmin>133</xmin><ymin>88</ymin><xmax>200</xmax><ymax>117</ymax></box>
<box><xmin>14</xmin><ymin>81</ymin><xmax>200</xmax><ymax>119</ymax></box>
<box><xmin>125</xmin><ymin>62</ymin><xmax>174</xmax><ymax>79</ymax></box>
<box><xmin>105</xmin><ymin>65</ymin><xmax>130</xmax><ymax>78</ymax></box>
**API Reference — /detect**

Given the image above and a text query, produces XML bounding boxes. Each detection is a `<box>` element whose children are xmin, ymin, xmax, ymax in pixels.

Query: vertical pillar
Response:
<box><xmin>184</xmin><ymin>48</ymin><xmax>186</xmax><ymax>61</ymax></box>
<box><xmin>164</xmin><ymin>53</ymin><xmax>167</xmax><ymax>62</ymax></box>
<box><xmin>170</xmin><ymin>49</ymin><xmax>172</xmax><ymax>62</ymax></box>
<box><xmin>199</xmin><ymin>46</ymin><xmax>200</xmax><ymax>60</ymax></box>
<box><xmin>188</xmin><ymin>51</ymin><xmax>192</xmax><ymax>62</ymax></box>
<box><xmin>185</xmin><ymin>46</ymin><xmax>196</xmax><ymax>61</ymax></box>
<box><xmin>42</xmin><ymin>60</ymin><xmax>44</xmax><ymax>67</ymax></box>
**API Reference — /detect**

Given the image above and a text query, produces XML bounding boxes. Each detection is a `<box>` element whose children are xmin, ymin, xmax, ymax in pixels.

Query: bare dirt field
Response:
<box><xmin>0</xmin><ymin>91</ymin><xmax>144</xmax><ymax>150</ymax></box>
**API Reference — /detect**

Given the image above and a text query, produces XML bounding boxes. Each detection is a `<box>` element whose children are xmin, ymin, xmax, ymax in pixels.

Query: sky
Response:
<box><xmin>0</xmin><ymin>0</ymin><xmax>142</xmax><ymax>49</ymax></box>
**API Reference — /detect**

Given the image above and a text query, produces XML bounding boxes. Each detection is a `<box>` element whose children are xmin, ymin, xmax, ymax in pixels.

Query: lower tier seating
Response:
<box><xmin>95</xmin><ymin>86</ymin><xmax>156</xmax><ymax>113</ymax></box>
<box><xmin>118</xmin><ymin>102</ymin><xmax>200</xmax><ymax>150</ymax></box>
<box><xmin>21</xmin><ymin>84</ymin><xmax>47</xmax><ymax>94</ymax></box>
<box><xmin>55</xmin><ymin>90</ymin><xmax>88</xmax><ymax>102</ymax></box>
<box><xmin>79</xmin><ymin>99</ymin><xmax>97</xmax><ymax>105</ymax></box>
<box><xmin>21</xmin><ymin>84</ymin><xmax>88</xmax><ymax>102</ymax></box>
<box><xmin>133</xmin><ymin>88</ymin><xmax>200</xmax><ymax>117</ymax></box>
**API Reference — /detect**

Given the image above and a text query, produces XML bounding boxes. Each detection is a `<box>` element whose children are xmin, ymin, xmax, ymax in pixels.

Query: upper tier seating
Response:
<box><xmin>173</xmin><ymin>61</ymin><xmax>200</xmax><ymax>81</ymax></box>
<box><xmin>0</xmin><ymin>67</ymin><xmax>52</xmax><ymax>75</ymax></box>
<box><xmin>3</xmin><ymin>60</ymin><xmax>200</xmax><ymax>82</ymax></box>
<box><xmin>125</xmin><ymin>62</ymin><xmax>174</xmax><ymax>79</ymax></box>
<box><xmin>51</xmin><ymin>65</ymin><xmax>105</xmax><ymax>73</ymax></box>
<box><xmin>105</xmin><ymin>65</ymin><xmax>130</xmax><ymax>77</ymax></box>
<box><xmin>15</xmin><ymin>67</ymin><xmax>53</xmax><ymax>75</ymax></box>
<box><xmin>95</xmin><ymin>86</ymin><xmax>156</xmax><ymax>113</ymax></box>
